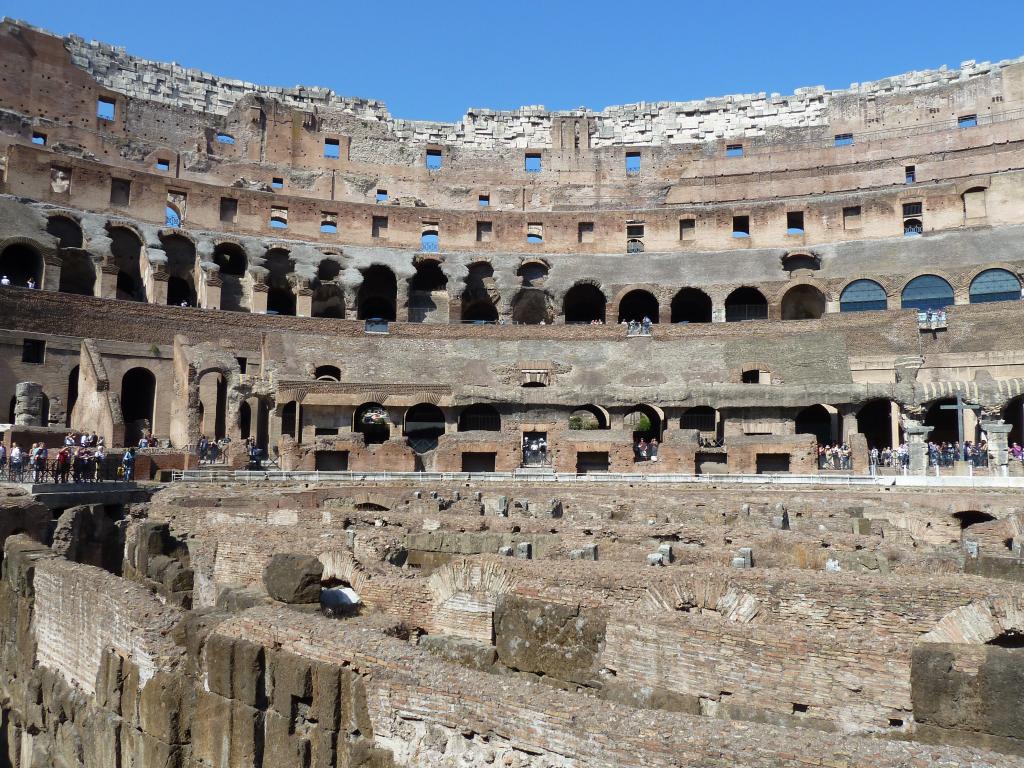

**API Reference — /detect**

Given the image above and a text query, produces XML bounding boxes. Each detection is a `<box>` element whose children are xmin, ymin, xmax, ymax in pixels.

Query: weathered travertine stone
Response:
<box><xmin>262</xmin><ymin>553</ymin><xmax>323</xmax><ymax>604</ymax></box>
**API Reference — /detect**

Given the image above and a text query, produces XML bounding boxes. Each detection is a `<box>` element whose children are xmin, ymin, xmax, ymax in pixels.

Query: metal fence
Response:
<box><xmin>1</xmin><ymin>455</ymin><xmax>129</xmax><ymax>484</ymax></box>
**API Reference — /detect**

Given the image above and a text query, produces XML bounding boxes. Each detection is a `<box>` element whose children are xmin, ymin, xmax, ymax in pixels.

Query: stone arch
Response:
<box><xmin>625</xmin><ymin>403</ymin><xmax>663</xmax><ymax>442</ymax></box>
<box><xmin>680</xmin><ymin>406</ymin><xmax>720</xmax><ymax>437</ymax></box>
<box><xmin>263</xmin><ymin>249</ymin><xmax>296</xmax><ymax>315</ymax></box>
<box><xmin>569</xmin><ymin>404</ymin><xmax>610</xmax><ymax>430</ymax></box>
<box><xmin>160</xmin><ymin>233</ymin><xmax>197</xmax><ymax>306</ymax></box>
<box><xmin>461</xmin><ymin>261</ymin><xmax>498</xmax><ymax>323</ymax></box>
<box><xmin>780</xmin><ymin>252</ymin><xmax>820</xmax><ymax>273</ymax></box>
<box><xmin>408</xmin><ymin>258</ymin><xmax>447</xmax><ymax>322</ymax></box>
<box><xmin>670</xmin><ymin>287</ymin><xmax>712</xmax><ymax>323</ymax></box>
<box><xmin>921</xmin><ymin>598</ymin><xmax>1024</xmax><ymax>644</ymax></box>
<box><xmin>357</xmin><ymin>264</ymin><xmax>397</xmax><ymax>321</ymax></box>
<box><xmin>46</xmin><ymin>214</ymin><xmax>83</xmax><ymax>249</ymax></box>
<box><xmin>517</xmin><ymin>258</ymin><xmax>549</xmax><ymax>287</ymax></box>
<box><xmin>725</xmin><ymin>286</ymin><xmax>768</xmax><ymax>322</ymax></box>
<box><xmin>404</xmin><ymin>402</ymin><xmax>446</xmax><ymax>453</ymax></box>
<box><xmin>58</xmin><ymin>250</ymin><xmax>96</xmax><ymax>296</ymax></box>
<box><xmin>839</xmin><ymin>278</ymin><xmax>888</xmax><ymax>313</ymax></box>
<box><xmin>1001</xmin><ymin>394</ymin><xmax>1024</xmax><ymax>447</ymax></box>
<box><xmin>0</xmin><ymin>242</ymin><xmax>43</xmax><ymax>287</ymax></box>
<box><xmin>212</xmin><ymin>241</ymin><xmax>249</xmax><ymax>313</ymax></box>
<box><xmin>901</xmin><ymin>273</ymin><xmax>954</xmax><ymax>310</ymax></box>
<box><xmin>511</xmin><ymin>288</ymin><xmax>553</xmax><ymax>324</ymax></box>
<box><xmin>795</xmin><ymin>404</ymin><xmax>834</xmax><ymax>444</ymax></box>
<box><xmin>121</xmin><ymin>367</ymin><xmax>156</xmax><ymax>446</ymax></box>
<box><xmin>314</xmin><ymin>365</ymin><xmax>341</xmax><ymax>381</ymax></box>
<box><xmin>780</xmin><ymin>284</ymin><xmax>827</xmax><ymax>320</ymax></box>
<box><xmin>354</xmin><ymin>402</ymin><xmax>390</xmax><ymax>444</ymax></box>
<box><xmin>969</xmin><ymin>268</ymin><xmax>1021</xmax><ymax>304</ymax></box>
<box><xmin>562</xmin><ymin>282</ymin><xmax>607</xmax><ymax>324</ymax></box>
<box><xmin>458</xmin><ymin>403</ymin><xmax>501</xmax><ymax>432</ymax></box>
<box><xmin>107</xmin><ymin>225</ymin><xmax>146</xmax><ymax>302</ymax></box>
<box><xmin>923</xmin><ymin>398</ymin><xmax>962</xmax><ymax>444</ymax></box>
<box><xmin>616</xmin><ymin>288</ymin><xmax>659</xmax><ymax>323</ymax></box>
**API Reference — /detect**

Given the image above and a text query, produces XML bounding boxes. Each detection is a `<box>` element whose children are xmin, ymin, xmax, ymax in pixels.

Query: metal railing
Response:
<box><xmin>2</xmin><ymin>456</ymin><xmax>129</xmax><ymax>484</ymax></box>
<box><xmin>917</xmin><ymin>310</ymin><xmax>947</xmax><ymax>330</ymax></box>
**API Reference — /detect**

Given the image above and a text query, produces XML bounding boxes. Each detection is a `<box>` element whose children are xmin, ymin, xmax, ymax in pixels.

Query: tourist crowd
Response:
<box><xmin>0</xmin><ymin>431</ymin><xmax>138</xmax><ymax>483</ymax></box>
<box><xmin>927</xmin><ymin>440</ymin><xmax>988</xmax><ymax>468</ymax></box>
<box><xmin>818</xmin><ymin>444</ymin><xmax>853</xmax><ymax>470</ymax></box>
<box><xmin>622</xmin><ymin>316</ymin><xmax>653</xmax><ymax>336</ymax></box>
<box><xmin>634</xmin><ymin>438</ymin><xmax>659</xmax><ymax>462</ymax></box>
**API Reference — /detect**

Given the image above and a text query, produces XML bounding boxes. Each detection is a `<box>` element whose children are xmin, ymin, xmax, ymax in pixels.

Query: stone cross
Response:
<box><xmin>940</xmin><ymin>394</ymin><xmax>981</xmax><ymax>445</ymax></box>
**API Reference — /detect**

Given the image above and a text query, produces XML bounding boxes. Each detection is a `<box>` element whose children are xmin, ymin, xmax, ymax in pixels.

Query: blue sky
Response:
<box><xmin>6</xmin><ymin>0</ymin><xmax>1024</xmax><ymax>121</ymax></box>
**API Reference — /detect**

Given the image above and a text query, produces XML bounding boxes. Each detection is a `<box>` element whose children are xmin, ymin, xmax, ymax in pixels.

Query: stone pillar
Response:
<box><xmin>296</xmin><ymin>288</ymin><xmax>313</xmax><ymax>318</ymax></box>
<box><xmin>42</xmin><ymin>255</ymin><xmax>61</xmax><ymax>292</ymax></box>
<box><xmin>840</xmin><ymin>410</ymin><xmax>857</xmax><ymax>443</ymax></box>
<box><xmin>13</xmin><ymin>382</ymin><xmax>43</xmax><ymax>426</ymax></box>
<box><xmin>890</xmin><ymin>401</ymin><xmax>901</xmax><ymax>448</ymax></box>
<box><xmin>981</xmin><ymin>421</ymin><xmax>1012</xmax><ymax>476</ymax></box>
<box><xmin>964</xmin><ymin>408</ymin><xmax>979</xmax><ymax>443</ymax></box>
<box><xmin>905</xmin><ymin>423</ymin><xmax>932</xmax><ymax>475</ymax></box>
<box><xmin>251</xmin><ymin>285</ymin><xmax>268</xmax><ymax>314</ymax></box>
<box><xmin>98</xmin><ymin>264</ymin><xmax>118</xmax><ymax>299</ymax></box>
<box><xmin>712</xmin><ymin>305</ymin><xmax>726</xmax><ymax>323</ymax></box>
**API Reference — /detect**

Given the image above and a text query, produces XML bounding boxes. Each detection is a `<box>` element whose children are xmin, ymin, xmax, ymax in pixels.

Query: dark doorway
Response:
<box><xmin>756</xmin><ymin>453</ymin><xmax>791</xmax><ymax>473</ymax></box>
<box><xmin>857</xmin><ymin>399</ymin><xmax>896</xmax><ymax>450</ymax></box>
<box><xmin>58</xmin><ymin>252</ymin><xmax>95</xmax><ymax>295</ymax></box>
<box><xmin>563</xmin><ymin>283</ymin><xmax>606</xmax><ymax>324</ymax></box>
<box><xmin>725</xmin><ymin>287</ymin><xmax>768</xmax><ymax>322</ymax></box>
<box><xmin>47</xmin><ymin>216</ymin><xmax>83</xmax><ymax>249</ymax></box>
<box><xmin>0</xmin><ymin>244</ymin><xmax>43</xmax><ymax>287</ymax></box>
<box><xmin>576</xmin><ymin>451</ymin><xmax>610</xmax><ymax>473</ymax></box>
<box><xmin>66</xmin><ymin>365</ymin><xmax>80</xmax><ymax>427</ymax></box>
<box><xmin>795</xmin><ymin>404</ymin><xmax>833</xmax><ymax>444</ymax></box>
<box><xmin>355</xmin><ymin>402</ymin><xmax>390</xmax><ymax>444</ymax></box>
<box><xmin>121</xmin><ymin>368</ymin><xmax>156</xmax><ymax>445</ymax></box>
<box><xmin>511</xmin><ymin>288</ymin><xmax>553</xmax><ymax>324</ymax></box>
<box><xmin>618</xmin><ymin>290</ymin><xmax>659</xmax><ymax>323</ymax></box>
<box><xmin>461</xmin><ymin>452</ymin><xmax>496</xmax><ymax>472</ymax></box>
<box><xmin>924</xmin><ymin>399</ymin><xmax>961</xmax><ymax>444</ymax></box>
<box><xmin>670</xmin><ymin>288</ymin><xmax>712</xmax><ymax>323</ymax></box>
<box><xmin>315</xmin><ymin>451</ymin><xmax>349</xmax><ymax>471</ymax></box>
<box><xmin>357</xmin><ymin>265</ymin><xmax>397</xmax><ymax>320</ymax></box>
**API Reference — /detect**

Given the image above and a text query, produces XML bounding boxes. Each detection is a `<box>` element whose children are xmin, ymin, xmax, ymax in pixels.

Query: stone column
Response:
<box><xmin>296</xmin><ymin>287</ymin><xmax>314</xmax><ymax>318</ymax></box>
<box><xmin>905</xmin><ymin>423</ymin><xmax>932</xmax><ymax>475</ymax></box>
<box><xmin>840</xmin><ymin>410</ymin><xmax>857</xmax><ymax>443</ymax></box>
<box><xmin>42</xmin><ymin>254</ymin><xmax>61</xmax><ymax>292</ymax></box>
<box><xmin>890</xmin><ymin>401</ymin><xmax>901</xmax><ymax>448</ymax></box>
<box><xmin>98</xmin><ymin>264</ymin><xmax>118</xmax><ymax>299</ymax></box>
<box><xmin>981</xmin><ymin>421</ymin><xmax>1012</xmax><ymax>476</ymax></box>
<box><xmin>13</xmin><ymin>382</ymin><xmax>43</xmax><ymax>426</ymax></box>
<box><xmin>251</xmin><ymin>285</ymin><xmax>269</xmax><ymax>314</ymax></box>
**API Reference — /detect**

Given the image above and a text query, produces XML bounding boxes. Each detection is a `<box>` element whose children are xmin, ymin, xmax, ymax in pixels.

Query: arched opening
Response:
<box><xmin>670</xmin><ymin>288</ymin><xmax>712</xmax><ymax>323</ymax></box>
<box><xmin>954</xmin><ymin>510</ymin><xmax>997</xmax><ymax>530</ymax></box>
<box><xmin>405</xmin><ymin>403</ymin><xmax>446</xmax><ymax>453</ymax></box>
<box><xmin>840</xmin><ymin>279</ymin><xmax>887</xmax><ymax>312</ymax></box>
<box><xmin>624</xmin><ymin>404</ymin><xmax>663</xmax><ymax>442</ymax></box>
<box><xmin>901</xmin><ymin>275</ymin><xmax>953</xmax><ymax>311</ymax></box>
<box><xmin>857</xmin><ymin>399</ymin><xmax>898</xmax><ymax>450</ymax></box>
<box><xmin>903</xmin><ymin>218</ymin><xmax>923</xmax><ymax>237</ymax></box>
<box><xmin>165</xmin><ymin>205</ymin><xmax>182</xmax><ymax>228</ymax></box>
<box><xmin>264</xmin><ymin>249</ymin><xmax>296</xmax><ymax>315</ymax></box>
<box><xmin>969</xmin><ymin>269</ymin><xmax>1021</xmax><ymax>304</ymax></box>
<box><xmin>569</xmin><ymin>405</ymin><xmax>610</xmax><ymax>430</ymax></box>
<box><xmin>58</xmin><ymin>251</ymin><xmax>95</xmax><ymax>295</ymax></box>
<box><xmin>46</xmin><ymin>215</ymin><xmax>83</xmax><ymax>249</ymax></box>
<box><xmin>563</xmin><ymin>283</ymin><xmax>606</xmax><ymax>324</ymax></box>
<box><xmin>66</xmin><ymin>365</ymin><xmax>80</xmax><ymax>427</ymax></box>
<box><xmin>197</xmin><ymin>372</ymin><xmax>227</xmax><ymax>441</ymax></box>
<box><xmin>354</xmin><ymin>402</ymin><xmax>390</xmax><ymax>444</ymax></box>
<box><xmin>408</xmin><ymin>260</ymin><xmax>447</xmax><ymax>322</ymax></box>
<box><xmin>458</xmin><ymin>404</ymin><xmax>501</xmax><ymax>432</ymax></box>
<box><xmin>511</xmin><ymin>288</ymin><xmax>553</xmax><ymax>324</ymax></box>
<box><xmin>108</xmin><ymin>227</ymin><xmax>145</xmax><ymax>301</ymax></box>
<box><xmin>312</xmin><ymin>284</ymin><xmax>345</xmax><ymax>318</ymax></box>
<box><xmin>281</xmin><ymin>401</ymin><xmax>296</xmax><ymax>439</ymax></box>
<box><xmin>517</xmin><ymin>261</ymin><xmax>548</xmax><ymax>287</ymax></box>
<box><xmin>680</xmin><ymin>406</ymin><xmax>720</xmax><ymax>439</ymax></box>
<box><xmin>795</xmin><ymin>404</ymin><xmax>833</xmax><ymax>445</ymax></box>
<box><xmin>924</xmin><ymin>398</ymin><xmax>961</xmax><ymax>444</ymax></box>
<box><xmin>121</xmin><ymin>368</ymin><xmax>156</xmax><ymax>446</ymax></box>
<box><xmin>1001</xmin><ymin>395</ymin><xmax>1024</xmax><ymax>448</ymax></box>
<box><xmin>213</xmin><ymin>242</ymin><xmax>248</xmax><ymax>312</ymax></box>
<box><xmin>420</xmin><ymin>230</ymin><xmax>439</xmax><ymax>252</ymax></box>
<box><xmin>238</xmin><ymin>401</ymin><xmax>251</xmax><ymax>440</ymax></box>
<box><xmin>618</xmin><ymin>289</ymin><xmax>659</xmax><ymax>324</ymax></box>
<box><xmin>461</xmin><ymin>263</ymin><xmax>497</xmax><ymax>323</ymax></box>
<box><xmin>314</xmin><ymin>365</ymin><xmax>341</xmax><ymax>381</ymax></box>
<box><xmin>0</xmin><ymin>244</ymin><xmax>43</xmax><ymax>287</ymax></box>
<box><xmin>357</xmin><ymin>265</ymin><xmax>397</xmax><ymax>321</ymax></box>
<box><xmin>780</xmin><ymin>285</ymin><xmax>826</xmax><ymax>320</ymax></box>
<box><xmin>161</xmin><ymin>234</ymin><xmax>197</xmax><ymax>306</ymax></box>
<box><xmin>781</xmin><ymin>253</ymin><xmax>820</xmax><ymax>273</ymax></box>
<box><xmin>725</xmin><ymin>287</ymin><xmax>768</xmax><ymax>322</ymax></box>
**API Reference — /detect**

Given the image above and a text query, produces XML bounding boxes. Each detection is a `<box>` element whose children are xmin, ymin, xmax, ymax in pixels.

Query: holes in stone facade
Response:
<box><xmin>425</xmin><ymin>149</ymin><xmax>442</xmax><ymax>169</ymax></box>
<box><xmin>31</xmin><ymin>131</ymin><xmax>46</xmax><ymax>145</ymax></box>
<box><xmin>786</xmin><ymin>211</ymin><xmax>804</xmax><ymax>235</ymax></box>
<box><xmin>525</xmin><ymin>153</ymin><xmax>542</xmax><ymax>173</ymax></box>
<box><xmin>679</xmin><ymin>218</ymin><xmax>695</xmax><ymax>240</ymax></box>
<box><xmin>476</xmin><ymin>221</ymin><xmax>493</xmax><ymax>243</ymax></box>
<box><xmin>563</xmin><ymin>283</ymin><xmax>607</xmax><ymax>324</ymax></box>
<box><xmin>670</xmin><ymin>288</ymin><xmax>712</xmax><ymax>323</ymax></box>
<box><xmin>726</xmin><ymin>144</ymin><xmax>744</xmax><ymax>158</ymax></box>
<box><xmin>578</xmin><ymin>222</ymin><xmax>594</xmax><ymax>244</ymax></box>
<box><xmin>371</xmin><ymin>216</ymin><xmax>388</xmax><ymax>239</ymax></box>
<box><xmin>834</xmin><ymin>133</ymin><xmax>854</xmax><ymax>147</ymax></box>
<box><xmin>843</xmin><ymin>205</ymin><xmax>862</xmax><ymax>230</ymax></box>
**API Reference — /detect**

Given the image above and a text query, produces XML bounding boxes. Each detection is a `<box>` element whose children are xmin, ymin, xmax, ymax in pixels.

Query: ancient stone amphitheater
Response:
<box><xmin>0</xmin><ymin>16</ymin><xmax>1023</xmax><ymax>768</ymax></box>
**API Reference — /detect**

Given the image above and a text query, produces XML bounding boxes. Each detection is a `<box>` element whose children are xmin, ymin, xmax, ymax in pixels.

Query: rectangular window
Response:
<box><xmin>525</xmin><ymin>153</ymin><xmax>542</xmax><ymax>173</ymax></box>
<box><xmin>324</xmin><ymin>138</ymin><xmax>340</xmax><ymax>159</ymax></box>
<box><xmin>425</xmin><ymin>149</ymin><xmax>442</xmax><ymax>169</ymax></box>
<box><xmin>22</xmin><ymin>339</ymin><xmax>45</xmax><ymax>364</ymax></box>
<box><xmin>679</xmin><ymin>218</ymin><xmax>696</xmax><ymax>240</ymax></box>
<box><xmin>478</xmin><ymin>194</ymin><xmax>490</xmax><ymax>206</ymax></box>
<box><xmin>270</xmin><ymin>207</ymin><xmax>288</xmax><ymax>229</ymax></box>
<box><xmin>476</xmin><ymin>221</ymin><xmax>493</xmax><ymax>242</ymax></box>
<box><xmin>843</xmin><ymin>205</ymin><xmax>861</xmax><ymax>229</ymax></box>
<box><xmin>786</xmin><ymin>211</ymin><xmax>804</xmax><ymax>234</ymax></box>
<box><xmin>958</xmin><ymin>114</ymin><xmax>978</xmax><ymax>129</ymax></box>
<box><xmin>372</xmin><ymin>215</ymin><xmax>388</xmax><ymax>238</ymax></box>
<box><xmin>110</xmin><ymin>178</ymin><xmax>131</xmax><ymax>205</ymax></box>
<box><xmin>732</xmin><ymin>215</ymin><xmax>750</xmax><ymax>237</ymax></box>
<box><xmin>236</xmin><ymin>356</ymin><xmax>247</xmax><ymax>374</ymax></box>
<box><xmin>902</xmin><ymin>202</ymin><xmax>922</xmax><ymax>217</ymax></box>
<box><xmin>320</xmin><ymin>212</ymin><xmax>338</xmax><ymax>234</ymax></box>
<box><xmin>271</xmin><ymin>177</ymin><xmax>284</xmax><ymax>189</ymax></box>
<box><xmin>626</xmin><ymin>223</ymin><xmax>644</xmax><ymax>239</ymax></box>
<box><xmin>526</xmin><ymin>222</ymin><xmax>544</xmax><ymax>243</ymax></box>
<box><xmin>963</xmin><ymin>188</ymin><xmax>987</xmax><ymax>219</ymax></box>
<box><xmin>155</xmin><ymin>158</ymin><xmax>170</xmax><ymax>172</ymax></box>
<box><xmin>578</xmin><ymin>221</ymin><xmax>594</xmax><ymax>244</ymax></box>
<box><xmin>31</xmin><ymin>132</ymin><xmax>46</xmax><ymax>146</ymax></box>
<box><xmin>726</xmin><ymin>144</ymin><xmax>744</xmax><ymax>158</ymax></box>
<box><xmin>905</xmin><ymin>165</ymin><xmax>916</xmax><ymax>184</ymax></box>
<box><xmin>834</xmin><ymin>133</ymin><xmax>854</xmax><ymax>147</ymax></box>
<box><xmin>97</xmin><ymin>97</ymin><xmax>115</xmax><ymax>121</ymax></box>
<box><xmin>375</xmin><ymin>189</ymin><xmax>388</xmax><ymax>202</ymax></box>
<box><xmin>625</xmin><ymin>152</ymin><xmax>641</xmax><ymax>175</ymax></box>
<box><xmin>219</xmin><ymin>197</ymin><xmax>238</xmax><ymax>223</ymax></box>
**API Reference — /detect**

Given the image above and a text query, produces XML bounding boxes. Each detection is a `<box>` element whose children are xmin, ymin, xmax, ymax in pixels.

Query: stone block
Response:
<box><xmin>569</xmin><ymin>544</ymin><xmax>597</xmax><ymax>561</ymax></box>
<box><xmin>647</xmin><ymin>553</ymin><xmax>665</xmax><ymax>566</ymax></box>
<box><xmin>657</xmin><ymin>543</ymin><xmax>674</xmax><ymax>563</ymax></box>
<box><xmin>852</xmin><ymin>518</ymin><xmax>872</xmax><ymax>535</ymax></box>
<box><xmin>262</xmin><ymin>553</ymin><xmax>323</xmax><ymax>604</ymax></box>
<box><xmin>730</xmin><ymin>556</ymin><xmax>748</xmax><ymax>569</ymax></box>
<box><xmin>498</xmin><ymin>545</ymin><xmax>513</xmax><ymax>556</ymax></box>
<box><xmin>514</xmin><ymin>542</ymin><xmax>532</xmax><ymax>560</ymax></box>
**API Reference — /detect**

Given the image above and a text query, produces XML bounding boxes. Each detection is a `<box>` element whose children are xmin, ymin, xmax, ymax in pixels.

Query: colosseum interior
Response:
<box><xmin>0</xmin><ymin>15</ymin><xmax>1023</xmax><ymax>768</ymax></box>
